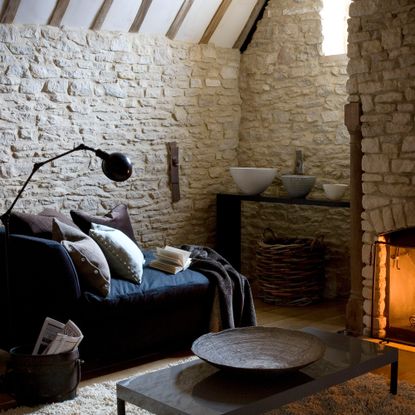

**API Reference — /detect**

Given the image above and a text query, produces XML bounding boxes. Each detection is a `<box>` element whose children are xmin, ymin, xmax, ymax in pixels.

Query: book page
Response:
<box><xmin>150</xmin><ymin>259</ymin><xmax>182</xmax><ymax>274</ymax></box>
<box><xmin>156</xmin><ymin>246</ymin><xmax>191</xmax><ymax>266</ymax></box>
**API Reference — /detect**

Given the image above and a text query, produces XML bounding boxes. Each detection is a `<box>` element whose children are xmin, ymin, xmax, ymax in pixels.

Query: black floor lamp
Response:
<box><xmin>0</xmin><ymin>143</ymin><xmax>133</xmax><ymax>348</ymax></box>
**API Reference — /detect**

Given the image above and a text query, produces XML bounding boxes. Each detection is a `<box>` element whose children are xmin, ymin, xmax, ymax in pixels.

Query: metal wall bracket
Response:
<box><xmin>167</xmin><ymin>142</ymin><xmax>180</xmax><ymax>203</ymax></box>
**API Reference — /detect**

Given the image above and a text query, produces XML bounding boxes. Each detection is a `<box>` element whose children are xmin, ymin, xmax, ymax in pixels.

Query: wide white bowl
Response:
<box><xmin>281</xmin><ymin>175</ymin><xmax>316</xmax><ymax>198</ymax></box>
<box><xmin>323</xmin><ymin>184</ymin><xmax>348</xmax><ymax>200</ymax></box>
<box><xmin>230</xmin><ymin>167</ymin><xmax>277</xmax><ymax>195</ymax></box>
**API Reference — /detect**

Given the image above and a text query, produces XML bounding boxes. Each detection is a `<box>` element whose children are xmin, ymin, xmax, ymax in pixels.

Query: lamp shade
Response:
<box><xmin>101</xmin><ymin>152</ymin><xmax>133</xmax><ymax>182</ymax></box>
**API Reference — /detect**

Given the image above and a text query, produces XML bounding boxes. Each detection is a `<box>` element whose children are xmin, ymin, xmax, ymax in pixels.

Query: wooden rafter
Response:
<box><xmin>166</xmin><ymin>0</ymin><xmax>194</xmax><ymax>40</ymax></box>
<box><xmin>91</xmin><ymin>0</ymin><xmax>113</xmax><ymax>30</ymax></box>
<box><xmin>48</xmin><ymin>0</ymin><xmax>70</xmax><ymax>26</ymax></box>
<box><xmin>199</xmin><ymin>0</ymin><xmax>232</xmax><ymax>45</ymax></box>
<box><xmin>129</xmin><ymin>0</ymin><xmax>153</xmax><ymax>32</ymax></box>
<box><xmin>233</xmin><ymin>0</ymin><xmax>268</xmax><ymax>51</ymax></box>
<box><xmin>1</xmin><ymin>0</ymin><xmax>21</xmax><ymax>24</ymax></box>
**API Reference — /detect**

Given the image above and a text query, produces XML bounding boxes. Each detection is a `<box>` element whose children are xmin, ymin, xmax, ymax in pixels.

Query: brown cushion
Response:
<box><xmin>70</xmin><ymin>204</ymin><xmax>136</xmax><ymax>243</ymax></box>
<box><xmin>9</xmin><ymin>208</ymin><xmax>78</xmax><ymax>239</ymax></box>
<box><xmin>52</xmin><ymin>218</ymin><xmax>111</xmax><ymax>297</ymax></box>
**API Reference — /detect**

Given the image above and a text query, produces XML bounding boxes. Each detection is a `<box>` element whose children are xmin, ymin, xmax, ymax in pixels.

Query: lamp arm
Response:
<box><xmin>0</xmin><ymin>144</ymin><xmax>102</xmax><ymax>224</ymax></box>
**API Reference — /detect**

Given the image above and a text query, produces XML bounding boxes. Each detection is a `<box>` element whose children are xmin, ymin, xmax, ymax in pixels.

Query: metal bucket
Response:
<box><xmin>7</xmin><ymin>345</ymin><xmax>81</xmax><ymax>405</ymax></box>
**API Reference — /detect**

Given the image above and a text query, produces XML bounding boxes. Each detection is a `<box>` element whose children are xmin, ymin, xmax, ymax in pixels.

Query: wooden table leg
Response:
<box><xmin>117</xmin><ymin>398</ymin><xmax>126</xmax><ymax>415</ymax></box>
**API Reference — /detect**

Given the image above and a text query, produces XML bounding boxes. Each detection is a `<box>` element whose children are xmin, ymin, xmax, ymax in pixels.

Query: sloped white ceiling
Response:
<box><xmin>211</xmin><ymin>0</ymin><xmax>257</xmax><ymax>48</ymax></box>
<box><xmin>100</xmin><ymin>0</ymin><xmax>143</xmax><ymax>32</ymax></box>
<box><xmin>174</xmin><ymin>0</ymin><xmax>222</xmax><ymax>43</ymax></box>
<box><xmin>0</xmin><ymin>0</ymin><xmax>266</xmax><ymax>49</ymax></box>
<box><xmin>139</xmin><ymin>0</ymin><xmax>183</xmax><ymax>35</ymax></box>
<box><xmin>60</xmin><ymin>0</ymin><xmax>103</xmax><ymax>29</ymax></box>
<box><xmin>14</xmin><ymin>0</ymin><xmax>55</xmax><ymax>24</ymax></box>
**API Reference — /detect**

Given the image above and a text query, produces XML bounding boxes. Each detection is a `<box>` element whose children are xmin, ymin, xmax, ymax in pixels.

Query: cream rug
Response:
<box><xmin>2</xmin><ymin>365</ymin><xmax>415</xmax><ymax>415</ymax></box>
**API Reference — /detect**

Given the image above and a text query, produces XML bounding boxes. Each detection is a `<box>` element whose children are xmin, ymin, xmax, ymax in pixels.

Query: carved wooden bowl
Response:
<box><xmin>191</xmin><ymin>326</ymin><xmax>325</xmax><ymax>374</ymax></box>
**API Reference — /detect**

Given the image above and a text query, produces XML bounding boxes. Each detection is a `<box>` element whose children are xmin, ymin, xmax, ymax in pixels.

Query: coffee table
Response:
<box><xmin>116</xmin><ymin>328</ymin><xmax>398</xmax><ymax>415</ymax></box>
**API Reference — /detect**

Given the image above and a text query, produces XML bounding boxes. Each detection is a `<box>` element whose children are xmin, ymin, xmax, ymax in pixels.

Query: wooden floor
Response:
<box><xmin>81</xmin><ymin>297</ymin><xmax>415</xmax><ymax>387</ymax></box>
<box><xmin>1</xmin><ymin>298</ymin><xmax>415</xmax><ymax>410</ymax></box>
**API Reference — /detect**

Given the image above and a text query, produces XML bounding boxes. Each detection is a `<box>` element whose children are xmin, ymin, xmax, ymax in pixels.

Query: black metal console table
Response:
<box><xmin>216</xmin><ymin>193</ymin><xmax>350</xmax><ymax>271</ymax></box>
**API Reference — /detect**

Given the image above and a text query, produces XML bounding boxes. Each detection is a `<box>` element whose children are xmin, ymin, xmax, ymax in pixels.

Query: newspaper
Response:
<box><xmin>32</xmin><ymin>317</ymin><xmax>84</xmax><ymax>355</ymax></box>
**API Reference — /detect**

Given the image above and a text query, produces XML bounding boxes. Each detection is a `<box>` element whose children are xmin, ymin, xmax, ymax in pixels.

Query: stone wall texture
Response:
<box><xmin>0</xmin><ymin>2</ymin><xmax>351</xmax><ymax>298</ymax></box>
<box><xmin>348</xmin><ymin>0</ymin><xmax>415</xmax><ymax>335</ymax></box>
<box><xmin>237</xmin><ymin>0</ymin><xmax>351</xmax><ymax>297</ymax></box>
<box><xmin>0</xmin><ymin>25</ymin><xmax>241</xmax><ymax>248</ymax></box>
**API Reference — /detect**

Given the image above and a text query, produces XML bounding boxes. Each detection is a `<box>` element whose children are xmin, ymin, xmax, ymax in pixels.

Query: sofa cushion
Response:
<box><xmin>52</xmin><ymin>218</ymin><xmax>111</xmax><ymax>297</ymax></box>
<box><xmin>70</xmin><ymin>204</ymin><xmax>136</xmax><ymax>243</ymax></box>
<box><xmin>89</xmin><ymin>223</ymin><xmax>145</xmax><ymax>284</ymax></box>
<box><xmin>9</xmin><ymin>208</ymin><xmax>78</xmax><ymax>239</ymax></box>
<box><xmin>81</xmin><ymin>251</ymin><xmax>213</xmax><ymax>317</ymax></box>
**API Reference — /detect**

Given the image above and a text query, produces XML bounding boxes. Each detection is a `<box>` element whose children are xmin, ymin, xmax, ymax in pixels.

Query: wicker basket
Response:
<box><xmin>256</xmin><ymin>228</ymin><xmax>325</xmax><ymax>306</ymax></box>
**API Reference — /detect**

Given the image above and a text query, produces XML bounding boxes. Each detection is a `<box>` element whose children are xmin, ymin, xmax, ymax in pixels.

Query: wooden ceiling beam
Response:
<box><xmin>48</xmin><ymin>0</ymin><xmax>70</xmax><ymax>26</ymax></box>
<box><xmin>129</xmin><ymin>0</ymin><xmax>153</xmax><ymax>33</ymax></box>
<box><xmin>234</xmin><ymin>0</ymin><xmax>268</xmax><ymax>51</ymax></box>
<box><xmin>1</xmin><ymin>0</ymin><xmax>21</xmax><ymax>24</ymax></box>
<box><xmin>166</xmin><ymin>0</ymin><xmax>194</xmax><ymax>40</ymax></box>
<box><xmin>91</xmin><ymin>0</ymin><xmax>113</xmax><ymax>30</ymax></box>
<box><xmin>199</xmin><ymin>0</ymin><xmax>232</xmax><ymax>45</ymax></box>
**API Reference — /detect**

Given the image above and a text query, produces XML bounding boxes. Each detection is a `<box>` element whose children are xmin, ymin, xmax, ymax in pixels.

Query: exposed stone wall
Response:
<box><xmin>347</xmin><ymin>0</ymin><xmax>415</xmax><ymax>336</ymax></box>
<box><xmin>0</xmin><ymin>25</ymin><xmax>241</xmax><ymax>248</ymax></box>
<box><xmin>237</xmin><ymin>0</ymin><xmax>350</xmax><ymax>297</ymax></box>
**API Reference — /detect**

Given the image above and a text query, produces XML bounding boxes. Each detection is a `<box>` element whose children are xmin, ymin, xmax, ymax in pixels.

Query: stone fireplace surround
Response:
<box><xmin>346</xmin><ymin>0</ymin><xmax>415</xmax><ymax>338</ymax></box>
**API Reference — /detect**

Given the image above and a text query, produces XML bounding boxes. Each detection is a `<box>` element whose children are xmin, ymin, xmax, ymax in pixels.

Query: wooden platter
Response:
<box><xmin>191</xmin><ymin>326</ymin><xmax>325</xmax><ymax>374</ymax></box>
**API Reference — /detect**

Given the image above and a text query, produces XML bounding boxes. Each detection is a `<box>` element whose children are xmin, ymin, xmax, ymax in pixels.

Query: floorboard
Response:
<box><xmin>81</xmin><ymin>298</ymin><xmax>415</xmax><ymax>387</ymax></box>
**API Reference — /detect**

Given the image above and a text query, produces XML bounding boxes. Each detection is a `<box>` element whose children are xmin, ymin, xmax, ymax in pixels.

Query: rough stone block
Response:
<box><xmin>347</xmin><ymin>58</ymin><xmax>370</xmax><ymax>76</ymax></box>
<box><xmin>44</xmin><ymin>79</ymin><xmax>68</xmax><ymax>94</ymax></box>
<box><xmin>30</xmin><ymin>64</ymin><xmax>60</xmax><ymax>79</ymax></box>
<box><xmin>381</xmin><ymin>28</ymin><xmax>402</xmax><ymax>50</ymax></box>
<box><xmin>206</xmin><ymin>79</ymin><xmax>221</xmax><ymax>87</ymax></box>
<box><xmin>20</xmin><ymin>79</ymin><xmax>44</xmax><ymax>94</ymax></box>
<box><xmin>362</xmin><ymin>154</ymin><xmax>390</xmax><ymax>173</ymax></box>
<box><xmin>349</xmin><ymin>0</ymin><xmax>380</xmax><ymax>17</ymax></box>
<box><xmin>369</xmin><ymin>209</ymin><xmax>385</xmax><ymax>234</ymax></box>
<box><xmin>391</xmin><ymin>159</ymin><xmax>415</xmax><ymax>173</ymax></box>
<box><xmin>404</xmin><ymin>202</ymin><xmax>415</xmax><ymax>226</ymax></box>
<box><xmin>392</xmin><ymin>204</ymin><xmax>407</xmax><ymax>229</ymax></box>
<box><xmin>103</xmin><ymin>83</ymin><xmax>127</xmax><ymax>98</ymax></box>
<box><xmin>374</xmin><ymin>92</ymin><xmax>403</xmax><ymax>103</ymax></box>
<box><xmin>361</xmin><ymin>138</ymin><xmax>380</xmax><ymax>153</ymax></box>
<box><xmin>69</xmin><ymin>80</ymin><xmax>93</xmax><ymax>96</ymax></box>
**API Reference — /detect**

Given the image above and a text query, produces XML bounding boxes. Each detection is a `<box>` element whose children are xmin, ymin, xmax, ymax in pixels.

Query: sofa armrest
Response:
<box><xmin>0</xmin><ymin>230</ymin><xmax>82</xmax><ymax>347</ymax></box>
<box><xmin>8</xmin><ymin>233</ymin><xmax>82</xmax><ymax>299</ymax></box>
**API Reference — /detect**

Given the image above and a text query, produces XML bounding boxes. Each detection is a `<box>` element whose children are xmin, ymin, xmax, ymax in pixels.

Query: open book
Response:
<box><xmin>32</xmin><ymin>317</ymin><xmax>84</xmax><ymax>355</ymax></box>
<box><xmin>150</xmin><ymin>245</ymin><xmax>192</xmax><ymax>274</ymax></box>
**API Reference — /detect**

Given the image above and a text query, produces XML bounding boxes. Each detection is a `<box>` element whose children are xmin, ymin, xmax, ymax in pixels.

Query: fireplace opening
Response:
<box><xmin>372</xmin><ymin>227</ymin><xmax>415</xmax><ymax>346</ymax></box>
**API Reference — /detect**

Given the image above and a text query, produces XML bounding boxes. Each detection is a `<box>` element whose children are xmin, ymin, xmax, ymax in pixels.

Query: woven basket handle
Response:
<box><xmin>262</xmin><ymin>228</ymin><xmax>277</xmax><ymax>244</ymax></box>
<box><xmin>311</xmin><ymin>234</ymin><xmax>324</xmax><ymax>249</ymax></box>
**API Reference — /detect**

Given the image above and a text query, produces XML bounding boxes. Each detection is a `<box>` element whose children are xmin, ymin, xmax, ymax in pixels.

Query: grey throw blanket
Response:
<box><xmin>181</xmin><ymin>245</ymin><xmax>257</xmax><ymax>330</ymax></box>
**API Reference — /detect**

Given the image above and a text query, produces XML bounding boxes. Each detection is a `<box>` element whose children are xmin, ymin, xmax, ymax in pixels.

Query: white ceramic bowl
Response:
<box><xmin>323</xmin><ymin>184</ymin><xmax>348</xmax><ymax>200</ymax></box>
<box><xmin>281</xmin><ymin>175</ymin><xmax>316</xmax><ymax>198</ymax></box>
<box><xmin>230</xmin><ymin>167</ymin><xmax>277</xmax><ymax>195</ymax></box>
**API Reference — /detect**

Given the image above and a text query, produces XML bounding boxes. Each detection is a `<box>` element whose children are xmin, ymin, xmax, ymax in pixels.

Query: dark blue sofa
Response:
<box><xmin>0</xmin><ymin>230</ymin><xmax>215</xmax><ymax>372</ymax></box>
